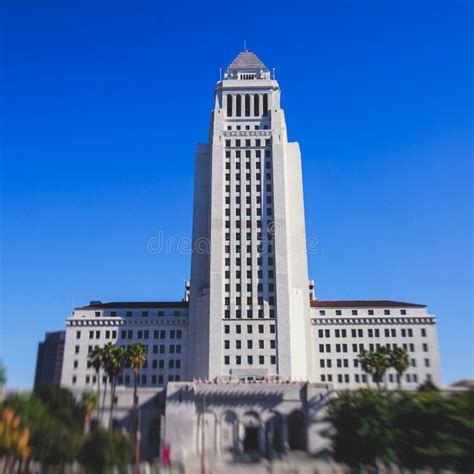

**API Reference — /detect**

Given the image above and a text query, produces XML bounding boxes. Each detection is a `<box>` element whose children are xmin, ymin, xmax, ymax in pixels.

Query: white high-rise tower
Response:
<box><xmin>187</xmin><ymin>51</ymin><xmax>313</xmax><ymax>381</ymax></box>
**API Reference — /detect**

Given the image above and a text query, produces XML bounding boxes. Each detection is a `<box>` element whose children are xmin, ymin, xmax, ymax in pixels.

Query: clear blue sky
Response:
<box><xmin>1</xmin><ymin>0</ymin><xmax>472</xmax><ymax>389</ymax></box>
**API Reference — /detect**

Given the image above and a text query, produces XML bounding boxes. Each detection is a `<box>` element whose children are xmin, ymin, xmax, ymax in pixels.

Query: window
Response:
<box><xmin>423</xmin><ymin>343</ymin><xmax>428</xmax><ymax>352</ymax></box>
<box><xmin>258</xmin><ymin>356</ymin><xmax>264</xmax><ymax>365</ymax></box>
<box><xmin>236</xmin><ymin>95</ymin><xmax>242</xmax><ymax>117</ymax></box>
<box><xmin>400</xmin><ymin>309</ymin><xmax>407</xmax><ymax>315</ymax></box>
<box><xmin>336</xmin><ymin>310</ymin><xmax>342</xmax><ymax>316</ymax></box>
<box><xmin>262</xmin><ymin>94</ymin><xmax>268</xmax><ymax>115</ymax></box>
<box><xmin>95</xmin><ymin>311</ymin><xmax>100</xmax><ymax>317</ymax></box>
<box><xmin>73</xmin><ymin>360</ymin><xmax>78</xmax><ymax>369</ymax></box>
<box><xmin>126</xmin><ymin>311</ymin><xmax>132</xmax><ymax>317</ymax></box>
<box><xmin>254</xmin><ymin>95</ymin><xmax>259</xmax><ymax>116</ymax></box>
<box><xmin>227</xmin><ymin>95</ymin><xmax>233</xmax><ymax>116</ymax></box>
<box><xmin>142</xmin><ymin>311</ymin><xmax>148</xmax><ymax>317</ymax></box>
<box><xmin>421</xmin><ymin>328</ymin><xmax>427</xmax><ymax>337</ymax></box>
<box><xmin>352</xmin><ymin>310</ymin><xmax>358</xmax><ymax>315</ymax></box>
<box><xmin>224</xmin><ymin>325</ymin><xmax>230</xmax><ymax>334</ymax></box>
<box><xmin>368</xmin><ymin>309</ymin><xmax>374</xmax><ymax>315</ymax></box>
<box><xmin>76</xmin><ymin>331</ymin><xmax>81</xmax><ymax>339</ymax></box>
<box><xmin>384</xmin><ymin>309</ymin><xmax>390</xmax><ymax>315</ymax></box>
<box><xmin>75</xmin><ymin>345</ymin><xmax>80</xmax><ymax>354</ymax></box>
<box><xmin>224</xmin><ymin>355</ymin><xmax>230</xmax><ymax>365</ymax></box>
<box><xmin>270</xmin><ymin>355</ymin><xmax>276</xmax><ymax>365</ymax></box>
<box><xmin>319</xmin><ymin>310</ymin><xmax>326</xmax><ymax>316</ymax></box>
<box><xmin>236</xmin><ymin>355</ymin><xmax>241</xmax><ymax>365</ymax></box>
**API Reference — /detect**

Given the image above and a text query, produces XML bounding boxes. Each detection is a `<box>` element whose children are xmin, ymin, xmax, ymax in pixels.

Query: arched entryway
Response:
<box><xmin>287</xmin><ymin>410</ymin><xmax>306</xmax><ymax>451</ymax></box>
<box><xmin>265</xmin><ymin>411</ymin><xmax>284</xmax><ymax>456</ymax></box>
<box><xmin>242</xmin><ymin>411</ymin><xmax>260</xmax><ymax>453</ymax></box>
<box><xmin>221</xmin><ymin>411</ymin><xmax>239</xmax><ymax>452</ymax></box>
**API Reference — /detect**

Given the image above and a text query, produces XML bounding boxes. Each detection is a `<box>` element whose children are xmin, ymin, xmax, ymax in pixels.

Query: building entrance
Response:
<box><xmin>243</xmin><ymin>427</ymin><xmax>260</xmax><ymax>452</ymax></box>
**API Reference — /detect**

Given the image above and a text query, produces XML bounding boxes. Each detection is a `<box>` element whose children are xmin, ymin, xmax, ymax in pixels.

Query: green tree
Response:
<box><xmin>324</xmin><ymin>388</ymin><xmax>397</xmax><ymax>470</ymax></box>
<box><xmin>358</xmin><ymin>347</ymin><xmax>391</xmax><ymax>388</ymax></box>
<box><xmin>392</xmin><ymin>388</ymin><xmax>474</xmax><ymax>471</ymax></box>
<box><xmin>100</xmin><ymin>343</ymin><xmax>116</xmax><ymax>424</ymax></box>
<box><xmin>34</xmin><ymin>384</ymin><xmax>83</xmax><ymax>433</ymax></box>
<box><xmin>105</xmin><ymin>346</ymin><xmax>126</xmax><ymax>430</ymax></box>
<box><xmin>0</xmin><ymin>361</ymin><xmax>6</xmax><ymax>391</ymax></box>
<box><xmin>126</xmin><ymin>342</ymin><xmax>147</xmax><ymax>472</ymax></box>
<box><xmin>126</xmin><ymin>343</ymin><xmax>147</xmax><ymax>415</ymax></box>
<box><xmin>79</xmin><ymin>429</ymin><xmax>133</xmax><ymax>474</ymax></box>
<box><xmin>88</xmin><ymin>346</ymin><xmax>103</xmax><ymax>421</ymax></box>
<box><xmin>389</xmin><ymin>347</ymin><xmax>410</xmax><ymax>388</ymax></box>
<box><xmin>81</xmin><ymin>391</ymin><xmax>98</xmax><ymax>434</ymax></box>
<box><xmin>1</xmin><ymin>389</ymin><xmax>84</xmax><ymax>470</ymax></box>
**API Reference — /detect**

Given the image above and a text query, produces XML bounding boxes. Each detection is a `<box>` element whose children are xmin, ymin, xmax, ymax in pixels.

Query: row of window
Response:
<box><xmin>319</xmin><ymin>308</ymin><xmax>408</xmax><ymax>316</ymax></box>
<box><xmin>78</xmin><ymin>357</ymin><xmax>183</xmax><ymax>371</ymax></box>
<box><xmin>224</xmin><ymin>339</ymin><xmax>276</xmax><ymax>350</ymax></box>
<box><xmin>75</xmin><ymin>343</ymin><xmax>183</xmax><ymax>355</ymax></box>
<box><xmin>224</xmin><ymin>324</ymin><xmax>276</xmax><ymax>334</ymax></box>
<box><xmin>91</xmin><ymin>310</ymin><xmax>182</xmax><ymax>318</ymax></box>
<box><xmin>317</xmin><ymin>327</ymin><xmax>427</xmax><ymax>338</ymax></box>
<box><xmin>320</xmin><ymin>373</ymin><xmax>428</xmax><ymax>384</ymax></box>
<box><xmin>319</xmin><ymin>357</ymin><xmax>431</xmax><ymax>369</ymax></box>
<box><xmin>318</xmin><ymin>342</ymin><xmax>430</xmax><ymax>353</ymax></box>
<box><xmin>224</xmin><ymin>268</ymin><xmax>274</xmax><ymax>278</ymax></box>
<box><xmin>224</xmin><ymin>308</ymin><xmax>275</xmax><ymax>319</ymax></box>
<box><xmin>225</xmin><ymin>139</ymin><xmax>271</xmax><ymax>148</ymax></box>
<box><xmin>75</xmin><ymin>329</ymin><xmax>183</xmax><ymax>340</ymax></box>
<box><xmin>120</xmin><ymin>329</ymin><xmax>182</xmax><ymax>340</ymax></box>
<box><xmin>73</xmin><ymin>373</ymin><xmax>182</xmax><ymax>386</ymax></box>
<box><xmin>226</xmin><ymin>94</ymin><xmax>269</xmax><ymax>118</ymax></box>
<box><xmin>224</xmin><ymin>355</ymin><xmax>276</xmax><ymax>365</ymax></box>
<box><xmin>225</xmin><ymin>124</ymin><xmax>269</xmax><ymax>131</ymax></box>
<box><xmin>225</xmin><ymin>184</ymin><xmax>272</xmax><ymax>193</ymax></box>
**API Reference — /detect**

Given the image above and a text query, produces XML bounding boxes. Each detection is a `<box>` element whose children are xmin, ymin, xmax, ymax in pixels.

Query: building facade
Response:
<box><xmin>34</xmin><ymin>331</ymin><xmax>65</xmax><ymax>388</ymax></box>
<box><xmin>187</xmin><ymin>51</ymin><xmax>312</xmax><ymax>382</ymax></box>
<box><xmin>56</xmin><ymin>51</ymin><xmax>444</xmax><ymax>464</ymax></box>
<box><xmin>60</xmin><ymin>50</ymin><xmax>442</xmax><ymax>393</ymax></box>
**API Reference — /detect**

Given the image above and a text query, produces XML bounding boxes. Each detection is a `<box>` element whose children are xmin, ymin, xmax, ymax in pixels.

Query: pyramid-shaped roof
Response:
<box><xmin>226</xmin><ymin>51</ymin><xmax>268</xmax><ymax>72</ymax></box>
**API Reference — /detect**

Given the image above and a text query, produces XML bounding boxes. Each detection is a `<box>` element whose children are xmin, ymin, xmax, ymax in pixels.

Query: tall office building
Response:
<box><xmin>34</xmin><ymin>331</ymin><xmax>65</xmax><ymax>388</ymax></box>
<box><xmin>188</xmin><ymin>51</ymin><xmax>313</xmax><ymax>381</ymax></box>
<box><xmin>59</xmin><ymin>51</ymin><xmax>442</xmax><ymax>394</ymax></box>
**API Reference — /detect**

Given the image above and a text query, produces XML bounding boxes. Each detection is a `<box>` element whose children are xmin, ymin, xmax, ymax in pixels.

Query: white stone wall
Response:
<box><xmin>61</xmin><ymin>306</ymin><xmax>189</xmax><ymax>390</ymax></box>
<box><xmin>188</xmin><ymin>70</ymin><xmax>311</xmax><ymax>381</ymax></box>
<box><xmin>164</xmin><ymin>381</ymin><xmax>333</xmax><ymax>465</ymax></box>
<box><xmin>310</xmin><ymin>304</ymin><xmax>443</xmax><ymax>389</ymax></box>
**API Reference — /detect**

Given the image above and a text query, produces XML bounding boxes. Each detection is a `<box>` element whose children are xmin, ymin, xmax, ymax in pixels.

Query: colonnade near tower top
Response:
<box><xmin>225</xmin><ymin>93</ymin><xmax>269</xmax><ymax>118</ymax></box>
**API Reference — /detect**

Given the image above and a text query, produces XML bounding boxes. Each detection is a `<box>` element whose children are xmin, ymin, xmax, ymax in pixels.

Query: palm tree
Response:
<box><xmin>358</xmin><ymin>347</ymin><xmax>390</xmax><ymax>389</ymax></box>
<box><xmin>81</xmin><ymin>390</ymin><xmax>98</xmax><ymax>434</ymax></box>
<box><xmin>100</xmin><ymin>343</ymin><xmax>116</xmax><ymax>425</ymax></box>
<box><xmin>106</xmin><ymin>346</ymin><xmax>126</xmax><ymax>430</ymax></box>
<box><xmin>88</xmin><ymin>347</ymin><xmax>103</xmax><ymax>421</ymax></box>
<box><xmin>126</xmin><ymin>343</ymin><xmax>147</xmax><ymax>412</ymax></box>
<box><xmin>358</xmin><ymin>349</ymin><xmax>373</xmax><ymax>387</ymax></box>
<box><xmin>389</xmin><ymin>347</ymin><xmax>410</xmax><ymax>389</ymax></box>
<box><xmin>372</xmin><ymin>346</ymin><xmax>391</xmax><ymax>388</ymax></box>
<box><xmin>126</xmin><ymin>342</ymin><xmax>147</xmax><ymax>473</ymax></box>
